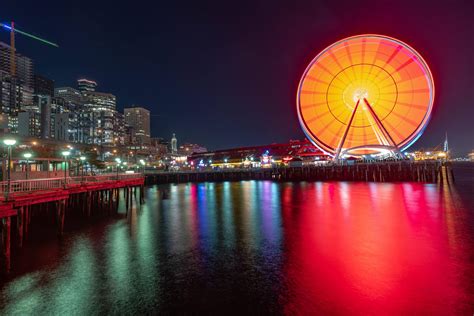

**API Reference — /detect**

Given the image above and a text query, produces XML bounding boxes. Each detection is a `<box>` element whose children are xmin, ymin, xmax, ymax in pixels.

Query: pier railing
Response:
<box><xmin>0</xmin><ymin>173</ymin><xmax>144</xmax><ymax>194</ymax></box>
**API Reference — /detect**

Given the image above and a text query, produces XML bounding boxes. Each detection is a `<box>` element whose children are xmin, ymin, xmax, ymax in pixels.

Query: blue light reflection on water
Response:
<box><xmin>1</xmin><ymin>173</ymin><xmax>473</xmax><ymax>314</ymax></box>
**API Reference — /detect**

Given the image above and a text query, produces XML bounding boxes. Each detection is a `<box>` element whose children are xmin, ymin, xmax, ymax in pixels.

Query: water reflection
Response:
<box><xmin>1</xmin><ymin>180</ymin><xmax>473</xmax><ymax>314</ymax></box>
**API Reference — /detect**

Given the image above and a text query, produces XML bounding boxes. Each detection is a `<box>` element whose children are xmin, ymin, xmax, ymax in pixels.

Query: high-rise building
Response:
<box><xmin>0</xmin><ymin>74</ymin><xmax>33</xmax><ymax>116</ymax></box>
<box><xmin>77</xmin><ymin>78</ymin><xmax>97</xmax><ymax>92</ymax></box>
<box><xmin>54</xmin><ymin>87</ymin><xmax>84</xmax><ymax>142</ymax></box>
<box><xmin>124</xmin><ymin>106</ymin><xmax>150</xmax><ymax>145</ymax></box>
<box><xmin>52</xmin><ymin>112</ymin><xmax>69</xmax><ymax>141</ymax></box>
<box><xmin>0</xmin><ymin>41</ymin><xmax>34</xmax><ymax>115</ymax></box>
<box><xmin>113</xmin><ymin>111</ymin><xmax>125</xmax><ymax>146</ymax></box>
<box><xmin>17</xmin><ymin>110</ymin><xmax>41</xmax><ymax>137</ymax></box>
<box><xmin>34</xmin><ymin>95</ymin><xmax>51</xmax><ymax>139</ymax></box>
<box><xmin>55</xmin><ymin>87</ymin><xmax>82</xmax><ymax>106</ymax></box>
<box><xmin>0</xmin><ymin>42</ymin><xmax>34</xmax><ymax>88</ymax></box>
<box><xmin>82</xmin><ymin>90</ymin><xmax>116</xmax><ymax>145</ymax></box>
<box><xmin>34</xmin><ymin>74</ymin><xmax>54</xmax><ymax>97</ymax></box>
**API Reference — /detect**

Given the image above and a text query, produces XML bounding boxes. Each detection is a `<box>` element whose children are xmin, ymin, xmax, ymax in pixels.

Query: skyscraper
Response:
<box><xmin>0</xmin><ymin>42</ymin><xmax>34</xmax><ymax>88</ymax></box>
<box><xmin>77</xmin><ymin>78</ymin><xmax>97</xmax><ymax>92</ymax></box>
<box><xmin>83</xmin><ymin>90</ymin><xmax>117</xmax><ymax>145</ymax></box>
<box><xmin>0</xmin><ymin>41</ymin><xmax>34</xmax><ymax>116</ymax></box>
<box><xmin>54</xmin><ymin>87</ymin><xmax>84</xmax><ymax>143</ymax></box>
<box><xmin>124</xmin><ymin>106</ymin><xmax>151</xmax><ymax>145</ymax></box>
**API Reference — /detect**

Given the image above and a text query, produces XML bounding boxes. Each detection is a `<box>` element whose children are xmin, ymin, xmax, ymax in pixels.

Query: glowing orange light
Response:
<box><xmin>297</xmin><ymin>34</ymin><xmax>434</xmax><ymax>156</ymax></box>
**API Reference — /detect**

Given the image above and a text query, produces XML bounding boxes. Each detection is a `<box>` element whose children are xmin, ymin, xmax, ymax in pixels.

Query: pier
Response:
<box><xmin>146</xmin><ymin>161</ymin><xmax>454</xmax><ymax>184</ymax></box>
<box><xmin>0</xmin><ymin>173</ymin><xmax>145</xmax><ymax>275</ymax></box>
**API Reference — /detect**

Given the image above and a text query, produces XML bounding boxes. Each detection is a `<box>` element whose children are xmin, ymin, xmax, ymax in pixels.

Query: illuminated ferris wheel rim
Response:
<box><xmin>296</xmin><ymin>34</ymin><xmax>435</xmax><ymax>158</ymax></box>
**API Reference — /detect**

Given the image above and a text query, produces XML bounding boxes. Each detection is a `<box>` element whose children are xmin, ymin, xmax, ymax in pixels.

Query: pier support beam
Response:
<box><xmin>56</xmin><ymin>200</ymin><xmax>66</xmax><ymax>236</ymax></box>
<box><xmin>1</xmin><ymin>217</ymin><xmax>11</xmax><ymax>274</ymax></box>
<box><xmin>17</xmin><ymin>207</ymin><xmax>24</xmax><ymax>248</ymax></box>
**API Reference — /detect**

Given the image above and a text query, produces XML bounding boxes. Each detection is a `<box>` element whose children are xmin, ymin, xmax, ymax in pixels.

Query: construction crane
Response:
<box><xmin>0</xmin><ymin>21</ymin><xmax>58</xmax><ymax>76</ymax></box>
<box><xmin>0</xmin><ymin>21</ymin><xmax>58</xmax><ymax>114</ymax></box>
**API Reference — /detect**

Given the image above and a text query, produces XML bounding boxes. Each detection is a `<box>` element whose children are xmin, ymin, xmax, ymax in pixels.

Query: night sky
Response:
<box><xmin>2</xmin><ymin>0</ymin><xmax>473</xmax><ymax>154</ymax></box>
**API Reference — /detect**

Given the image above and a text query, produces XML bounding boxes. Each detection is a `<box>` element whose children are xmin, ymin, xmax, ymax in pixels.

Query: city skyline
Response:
<box><xmin>1</xmin><ymin>0</ymin><xmax>473</xmax><ymax>154</ymax></box>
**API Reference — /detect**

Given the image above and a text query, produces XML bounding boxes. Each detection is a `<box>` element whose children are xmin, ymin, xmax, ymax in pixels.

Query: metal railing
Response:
<box><xmin>0</xmin><ymin>173</ymin><xmax>144</xmax><ymax>194</ymax></box>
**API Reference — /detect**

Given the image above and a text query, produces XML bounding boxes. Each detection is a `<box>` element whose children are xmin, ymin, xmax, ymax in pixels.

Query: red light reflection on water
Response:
<box><xmin>281</xmin><ymin>182</ymin><xmax>473</xmax><ymax>314</ymax></box>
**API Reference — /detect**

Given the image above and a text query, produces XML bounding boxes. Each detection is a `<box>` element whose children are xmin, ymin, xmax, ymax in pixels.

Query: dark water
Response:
<box><xmin>1</xmin><ymin>163</ymin><xmax>474</xmax><ymax>314</ymax></box>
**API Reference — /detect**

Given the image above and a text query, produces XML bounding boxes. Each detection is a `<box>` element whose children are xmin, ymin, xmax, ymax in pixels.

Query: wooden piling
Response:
<box><xmin>16</xmin><ymin>207</ymin><xmax>24</xmax><ymax>248</ymax></box>
<box><xmin>1</xmin><ymin>217</ymin><xmax>11</xmax><ymax>274</ymax></box>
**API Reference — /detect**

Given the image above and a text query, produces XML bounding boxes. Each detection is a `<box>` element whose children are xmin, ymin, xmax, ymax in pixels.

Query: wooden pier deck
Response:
<box><xmin>0</xmin><ymin>173</ymin><xmax>145</xmax><ymax>275</ymax></box>
<box><xmin>146</xmin><ymin>161</ymin><xmax>452</xmax><ymax>184</ymax></box>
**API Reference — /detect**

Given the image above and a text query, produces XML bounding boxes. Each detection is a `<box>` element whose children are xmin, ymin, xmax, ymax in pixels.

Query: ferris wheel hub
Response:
<box><xmin>353</xmin><ymin>88</ymin><xmax>369</xmax><ymax>103</ymax></box>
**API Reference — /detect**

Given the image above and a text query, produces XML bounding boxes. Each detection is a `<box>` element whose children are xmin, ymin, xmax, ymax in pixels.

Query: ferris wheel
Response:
<box><xmin>297</xmin><ymin>34</ymin><xmax>434</xmax><ymax>160</ymax></box>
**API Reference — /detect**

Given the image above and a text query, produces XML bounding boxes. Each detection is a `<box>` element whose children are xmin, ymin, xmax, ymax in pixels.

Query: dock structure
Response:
<box><xmin>146</xmin><ymin>161</ymin><xmax>452</xmax><ymax>184</ymax></box>
<box><xmin>0</xmin><ymin>174</ymin><xmax>145</xmax><ymax>275</ymax></box>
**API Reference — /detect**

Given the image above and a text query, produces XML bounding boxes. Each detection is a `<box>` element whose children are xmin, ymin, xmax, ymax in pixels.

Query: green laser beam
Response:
<box><xmin>0</xmin><ymin>23</ymin><xmax>58</xmax><ymax>47</ymax></box>
<box><xmin>13</xmin><ymin>27</ymin><xmax>58</xmax><ymax>47</ymax></box>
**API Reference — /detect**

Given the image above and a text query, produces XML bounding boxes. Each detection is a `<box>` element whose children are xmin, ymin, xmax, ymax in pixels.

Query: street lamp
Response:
<box><xmin>139</xmin><ymin>159</ymin><xmax>145</xmax><ymax>174</ymax></box>
<box><xmin>3</xmin><ymin>138</ymin><xmax>16</xmax><ymax>201</ymax></box>
<box><xmin>115</xmin><ymin>157</ymin><xmax>121</xmax><ymax>179</ymax></box>
<box><xmin>23</xmin><ymin>152</ymin><xmax>32</xmax><ymax>180</ymax></box>
<box><xmin>62</xmin><ymin>151</ymin><xmax>70</xmax><ymax>187</ymax></box>
<box><xmin>80</xmin><ymin>156</ymin><xmax>86</xmax><ymax>181</ymax></box>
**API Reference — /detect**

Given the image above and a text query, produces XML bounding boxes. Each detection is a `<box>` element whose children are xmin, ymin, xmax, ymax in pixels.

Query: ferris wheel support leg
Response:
<box><xmin>362</xmin><ymin>98</ymin><xmax>402</xmax><ymax>158</ymax></box>
<box><xmin>334</xmin><ymin>99</ymin><xmax>360</xmax><ymax>163</ymax></box>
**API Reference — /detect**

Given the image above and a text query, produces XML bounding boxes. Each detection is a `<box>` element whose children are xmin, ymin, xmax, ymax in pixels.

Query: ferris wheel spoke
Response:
<box><xmin>344</xmin><ymin>42</ymin><xmax>358</xmax><ymax>81</ymax></box>
<box><xmin>334</xmin><ymin>99</ymin><xmax>361</xmax><ymax>161</ymax></box>
<box><xmin>371</xmin><ymin>45</ymin><xmax>403</xmax><ymax>80</ymax></box>
<box><xmin>363</xmin><ymin>98</ymin><xmax>398</xmax><ymax>150</ymax></box>
<box><xmin>365</xmin><ymin>40</ymin><xmax>383</xmax><ymax>80</ymax></box>
<box><xmin>390</xmin><ymin>56</ymin><xmax>415</xmax><ymax>74</ymax></box>
<box><xmin>328</xmin><ymin>50</ymin><xmax>352</xmax><ymax>84</ymax></box>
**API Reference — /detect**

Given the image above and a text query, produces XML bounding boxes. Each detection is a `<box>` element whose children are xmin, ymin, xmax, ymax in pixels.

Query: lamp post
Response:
<box><xmin>115</xmin><ymin>157</ymin><xmax>121</xmax><ymax>179</ymax></box>
<box><xmin>23</xmin><ymin>152</ymin><xmax>32</xmax><ymax>180</ymax></box>
<box><xmin>3</xmin><ymin>139</ymin><xmax>16</xmax><ymax>201</ymax></box>
<box><xmin>139</xmin><ymin>159</ymin><xmax>145</xmax><ymax>175</ymax></box>
<box><xmin>80</xmin><ymin>156</ymin><xmax>86</xmax><ymax>182</ymax></box>
<box><xmin>62</xmin><ymin>151</ymin><xmax>70</xmax><ymax>188</ymax></box>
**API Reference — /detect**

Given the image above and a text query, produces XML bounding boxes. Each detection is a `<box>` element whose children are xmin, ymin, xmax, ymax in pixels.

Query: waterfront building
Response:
<box><xmin>124</xmin><ymin>106</ymin><xmax>150</xmax><ymax>145</ymax></box>
<box><xmin>52</xmin><ymin>112</ymin><xmax>70</xmax><ymax>141</ymax></box>
<box><xmin>409</xmin><ymin>150</ymin><xmax>448</xmax><ymax>161</ymax></box>
<box><xmin>151</xmin><ymin>137</ymin><xmax>169</xmax><ymax>156</ymax></box>
<box><xmin>17</xmin><ymin>110</ymin><xmax>41</xmax><ymax>137</ymax></box>
<box><xmin>188</xmin><ymin>139</ymin><xmax>327</xmax><ymax>168</ymax></box>
<box><xmin>178</xmin><ymin>143</ymin><xmax>207</xmax><ymax>155</ymax></box>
